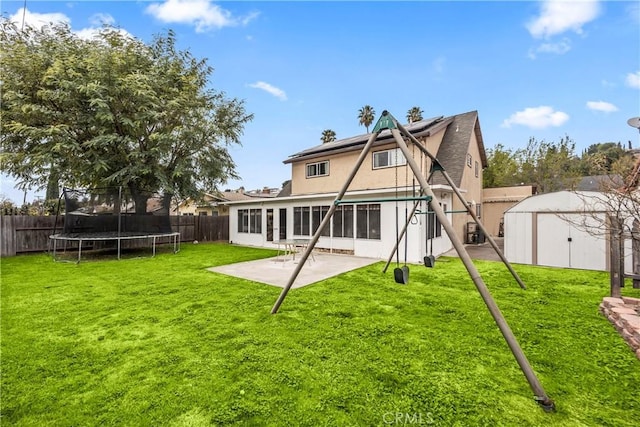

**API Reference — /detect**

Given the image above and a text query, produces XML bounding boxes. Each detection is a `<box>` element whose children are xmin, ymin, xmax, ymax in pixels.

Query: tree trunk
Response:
<box><xmin>609</xmin><ymin>215</ymin><xmax>624</xmax><ymax>298</ymax></box>
<box><xmin>128</xmin><ymin>184</ymin><xmax>149</xmax><ymax>215</ymax></box>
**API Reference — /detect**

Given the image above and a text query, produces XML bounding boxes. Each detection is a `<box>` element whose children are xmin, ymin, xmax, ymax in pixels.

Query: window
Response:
<box><xmin>250</xmin><ymin>209</ymin><xmax>262</xmax><ymax>233</ymax></box>
<box><xmin>476</xmin><ymin>203</ymin><xmax>481</xmax><ymax>219</ymax></box>
<box><xmin>373</xmin><ymin>148</ymin><xmax>406</xmax><ymax>169</ymax></box>
<box><xmin>356</xmin><ymin>204</ymin><xmax>381</xmax><ymax>240</ymax></box>
<box><xmin>306</xmin><ymin>161</ymin><xmax>329</xmax><ymax>178</ymax></box>
<box><xmin>238</xmin><ymin>209</ymin><xmax>262</xmax><ymax>233</ymax></box>
<box><xmin>312</xmin><ymin>206</ymin><xmax>330</xmax><ymax>237</ymax></box>
<box><xmin>293</xmin><ymin>206</ymin><xmax>310</xmax><ymax>236</ymax></box>
<box><xmin>475</xmin><ymin>161</ymin><xmax>479</xmax><ymax>178</ymax></box>
<box><xmin>426</xmin><ymin>202</ymin><xmax>444</xmax><ymax>239</ymax></box>
<box><xmin>199</xmin><ymin>211</ymin><xmax>208</xmax><ymax>216</ymax></box>
<box><xmin>332</xmin><ymin>205</ymin><xmax>353</xmax><ymax>238</ymax></box>
<box><xmin>467</xmin><ymin>153</ymin><xmax>472</xmax><ymax>167</ymax></box>
<box><xmin>238</xmin><ymin>209</ymin><xmax>249</xmax><ymax>233</ymax></box>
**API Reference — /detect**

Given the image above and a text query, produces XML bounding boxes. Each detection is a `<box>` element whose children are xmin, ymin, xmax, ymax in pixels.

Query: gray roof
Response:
<box><xmin>283</xmin><ymin>110</ymin><xmax>487</xmax><ymax>189</ymax></box>
<box><xmin>283</xmin><ymin>116</ymin><xmax>446</xmax><ymax>164</ymax></box>
<box><xmin>432</xmin><ymin>111</ymin><xmax>486</xmax><ymax>188</ymax></box>
<box><xmin>277</xmin><ymin>180</ymin><xmax>292</xmax><ymax>197</ymax></box>
<box><xmin>575</xmin><ymin>175</ymin><xmax>623</xmax><ymax>191</ymax></box>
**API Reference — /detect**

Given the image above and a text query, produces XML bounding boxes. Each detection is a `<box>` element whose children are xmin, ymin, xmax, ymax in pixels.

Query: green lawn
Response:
<box><xmin>1</xmin><ymin>243</ymin><xmax>639</xmax><ymax>426</ymax></box>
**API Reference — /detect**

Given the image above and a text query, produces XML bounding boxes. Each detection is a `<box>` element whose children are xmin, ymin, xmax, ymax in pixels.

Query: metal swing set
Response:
<box><xmin>270</xmin><ymin>111</ymin><xmax>555</xmax><ymax>411</ymax></box>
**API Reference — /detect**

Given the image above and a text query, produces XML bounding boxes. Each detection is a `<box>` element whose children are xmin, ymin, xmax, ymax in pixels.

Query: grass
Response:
<box><xmin>1</xmin><ymin>243</ymin><xmax>639</xmax><ymax>426</ymax></box>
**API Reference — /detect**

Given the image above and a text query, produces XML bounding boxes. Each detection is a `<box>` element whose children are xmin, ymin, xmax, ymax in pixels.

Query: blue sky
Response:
<box><xmin>1</xmin><ymin>0</ymin><xmax>639</xmax><ymax>203</ymax></box>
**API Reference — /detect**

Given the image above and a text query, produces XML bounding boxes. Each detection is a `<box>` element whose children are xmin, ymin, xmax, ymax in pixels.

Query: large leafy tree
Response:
<box><xmin>0</xmin><ymin>20</ymin><xmax>253</xmax><ymax>212</ymax></box>
<box><xmin>517</xmin><ymin>136</ymin><xmax>581</xmax><ymax>193</ymax></box>
<box><xmin>357</xmin><ymin>105</ymin><xmax>375</xmax><ymax>133</ymax></box>
<box><xmin>482</xmin><ymin>144</ymin><xmax>521</xmax><ymax>188</ymax></box>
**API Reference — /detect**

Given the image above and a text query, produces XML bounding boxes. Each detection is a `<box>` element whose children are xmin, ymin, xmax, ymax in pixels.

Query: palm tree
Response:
<box><xmin>358</xmin><ymin>105</ymin><xmax>375</xmax><ymax>133</ymax></box>
<box><xmin>406</xmin><ymin>106</ymin><xmax>424</xmax><ymax>124</ymax></box>
<box><xmin>321</xmin><ymin>129</ymin><xmax>336</xmax><ymax>144</ymax></box>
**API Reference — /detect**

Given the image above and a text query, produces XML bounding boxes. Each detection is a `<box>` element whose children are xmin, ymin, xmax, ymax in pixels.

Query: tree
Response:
<box><xmin>406</xmin><ymin>106</ymin><xmax>423</xmax><ymax>124</ymax></box>
<box><xmin>0</xmin><ymin>20</ymin><xmax>253</xmax><ymax>213</ymax></box>
<box><xmin>517</xmin><ymin>136</ymin><xmax>581</xmax><ymax>193</ymax></box>
<box><xmin>483</xmin><ymin>144</ymin><xmax>521</xmax><ymax>188</ymax></box>
<box><xmin>357</xmin><ymin>105</ymin><xmax>375</xmax><ymax>133</ymax></box>
<box><xmin>321</xmin><ymin>129</ymin><xmax>336</xmax><ymax>144</ymax></box>
<box><xmin>579</xmin><ymin>142</ymin><xmax>629</xmax><ymax>176</ymax></box>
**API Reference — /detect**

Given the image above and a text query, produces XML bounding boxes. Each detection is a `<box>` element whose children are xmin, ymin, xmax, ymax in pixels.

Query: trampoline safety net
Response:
<box><xmin>60</xmin><ymin>187</ymin><xmax>173</xmax><ymax>237</ymax></box>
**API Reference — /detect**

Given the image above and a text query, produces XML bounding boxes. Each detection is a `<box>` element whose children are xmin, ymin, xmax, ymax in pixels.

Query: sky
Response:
<box><xmin>1</xmin><ymin>0</ymin><xmax>639</xmax><ymax>204</ymax></box>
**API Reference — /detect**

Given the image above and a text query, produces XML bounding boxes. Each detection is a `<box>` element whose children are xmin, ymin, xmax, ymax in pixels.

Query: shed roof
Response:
<box><xmin>505</xmin><ymin>190</ymin><xmax>608</xmax><ymax>213</ymax></box>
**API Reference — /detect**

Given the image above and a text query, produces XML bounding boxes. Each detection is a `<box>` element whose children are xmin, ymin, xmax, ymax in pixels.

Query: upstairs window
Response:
<box><xmin>373</xmin><ymin>148</ymin><xmax>406</xmax><ymax>169</ymax></box>
<box><xmin>306</xmin><ymin>161</ymin><xmax>329</xmax><ymax>178</ymax></box>
<box><xmin>475</xmin><ymin>161</ymin><xmax>479</xmax><ymax>177</ymax></box>
<box><xmin>467</xmin><ymin>153</ymin><xmax>472</xmax><ymax>167</ymax></box>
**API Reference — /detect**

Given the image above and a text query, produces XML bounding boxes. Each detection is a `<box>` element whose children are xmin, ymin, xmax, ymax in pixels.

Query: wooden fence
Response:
<box><xmin>0</xmin><ymin>215</ymin><xmax>229</xmax><ymax>257</ymax></box>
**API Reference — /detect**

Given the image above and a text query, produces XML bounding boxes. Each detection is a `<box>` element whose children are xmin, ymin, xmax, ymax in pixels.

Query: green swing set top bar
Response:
<box><xmin>334</xmin><ymin>196</ymin><xmax>432</xmax><ymax>206</ymax></box>
<box><xmin>415</xmin><ymin>209</ymin><xmax>469</xmax><ymax>214</ymax></box>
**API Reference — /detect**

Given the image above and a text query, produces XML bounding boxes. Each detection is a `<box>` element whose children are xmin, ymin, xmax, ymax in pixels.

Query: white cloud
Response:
<box><xmin>601</xmin><ymin>79</ymin><xmax>616</xmax><ymax>88</ymax></box>
<box><xmin>9</xmin><ymin>8</ymin><xmax>70</xmax><ymax>30</ymax></box>
<box><xmin>527</xmin><ymin>0</ymin><xmax>601</xmax><ymax>39</ymax></box>
<box><xmin>89</xmin><ymin>13</ymin><xmax>116</xmax><ymax>27</ymax></box>
<box><xmin>432</xmin><ymin>56</ymin><xmax>446</xmax><ymax>74</ymax></box>
<box><xmin>528</xmin><ymin>38</ymin><xmax>571</xmax><ymax>59</ymax></box>
<box><xmin>626</xmin><ymin>71</ymin><xmax>640</xmax><ymax>89</ymax></box>
<box><xmin>74</xmin><ymin>13</ymin><xmax>134</xmax><ymax>40</ymax></box>
<box><xmin>248</xmin><ymin>82</ymin><xmax>287</xmax><ymax>101</ymax></box>
<box><xmin>502</xmin><ymin>106</ymin><xmax>569</xmax><ymax>129</ymax></box>
<box><xmin>586</xmin><ymin>101</ymin><xmax>618</xmax><ymax>113</ymax></box>
<box><xmin>8</xmin><ymin>8</ymin><xmax>130</xmax><ymax>40</ymax></box>
<box><xmin>146</xmin><ymin>0</ymin><xmax>258</xmax><ymax>33</ymax></box>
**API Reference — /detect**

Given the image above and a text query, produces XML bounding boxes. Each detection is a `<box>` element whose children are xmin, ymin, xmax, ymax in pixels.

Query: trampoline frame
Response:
<box><xmin>50</xmin><ymin>232</ymin><xmax>180</xmax><ymax>263</ymax></box>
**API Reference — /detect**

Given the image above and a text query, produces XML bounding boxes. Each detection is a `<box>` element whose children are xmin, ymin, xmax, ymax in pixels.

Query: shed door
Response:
<box><xmin>537</xmin><ymin>213</ymin><xmax>606</xmax><ymax>271</ymax></box>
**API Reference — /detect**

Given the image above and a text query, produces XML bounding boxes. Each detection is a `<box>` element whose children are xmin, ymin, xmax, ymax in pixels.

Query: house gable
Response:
<box><xmin>285</xmin><ymin>112</ymin><xmax>485</xmax><ymax>197</ymax></box>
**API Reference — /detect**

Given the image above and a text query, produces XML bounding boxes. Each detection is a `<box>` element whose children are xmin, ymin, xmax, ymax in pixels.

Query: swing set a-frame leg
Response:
<box><xmin>388</xmin><ymin>115</ymin><xmax>554</xmax><ymax>411</ymax></box>
<box><xmin>271</xmin><ymin>110</ymin><xmax>554</xmax><ymax>412</ymax></box>
<box><xmin>398</xmin><ymin>124</ymin><xmax>527</xmax><ymax>290</ymax></box>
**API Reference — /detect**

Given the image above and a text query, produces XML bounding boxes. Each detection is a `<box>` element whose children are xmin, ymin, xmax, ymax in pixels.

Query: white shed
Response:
<box><xmin>504</xmin><ymin>191</ymin><xmax>633</xmax><ymax>272</ymax></box>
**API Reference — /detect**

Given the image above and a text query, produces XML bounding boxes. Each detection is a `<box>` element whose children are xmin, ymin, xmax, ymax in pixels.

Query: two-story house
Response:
<box><xmin>226</xmin><ymin>110</ymin><xmax>487</xmax><ymax>263</ymax></box>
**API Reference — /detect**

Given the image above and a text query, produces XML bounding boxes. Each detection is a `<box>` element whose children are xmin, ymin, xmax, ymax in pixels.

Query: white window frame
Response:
<box><xmin>372</xmin><ymin>148</ymin><xmax>406</xmax><ymax>169</ymax></box>
<box><xmin>306</xmin><ymin>161</ymin><xmax>329</xmax><ymax>178</ymax></box>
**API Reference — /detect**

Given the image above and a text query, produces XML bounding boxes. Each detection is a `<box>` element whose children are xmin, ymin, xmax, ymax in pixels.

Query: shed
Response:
<box><xmin>504</xmin><ymin>190</ymin><xmax>633</xmax><ymax>272</ymax></box>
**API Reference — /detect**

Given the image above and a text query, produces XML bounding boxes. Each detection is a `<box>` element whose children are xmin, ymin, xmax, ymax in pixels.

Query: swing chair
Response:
<box><xmin>269</xmin><ymin>111</ymin><xmax>554</xmax><ymax>411</ymax></box>
<box><xmin>393</xmin><ymin>140</ymin><xmax>410</xmax><ymax>284</ymax></box>
<box><xmin>424</xmin><ymin>201</ymin><xmax>436</xmax><ymax>268</ymax></box>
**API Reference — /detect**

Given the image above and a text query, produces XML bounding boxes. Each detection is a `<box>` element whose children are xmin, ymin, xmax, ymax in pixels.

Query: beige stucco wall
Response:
<box><xmin>451</xmin><ymin>130</ymin><xmax>484</xmax><ymax>242</ymax></box>
<box><xmin>288</xmin><ymin>125</ymin><xmax>487</xmax><ymax>244</ymax></box>
<box><xmin>291</xmin><ymin>132</ymin><xmax>446</xmax><ymax>196</ymax></box>
<box><xmin>481</xmin><ymin>186</ymin><xmax>535</xmax><ymax>237</ymax></box>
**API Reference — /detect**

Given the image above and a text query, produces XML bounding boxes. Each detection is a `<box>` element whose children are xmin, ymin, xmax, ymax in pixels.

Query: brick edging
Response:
<box><xmin>599</xmin><ymin>297</ymin><xmax>640</xmax><ymax>360</ymax></box>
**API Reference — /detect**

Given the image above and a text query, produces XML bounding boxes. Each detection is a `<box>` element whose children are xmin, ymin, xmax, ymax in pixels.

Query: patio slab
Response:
<box><xmin>207</xmin><ymin>252</ymin><xmax>379</xmax><ymax>288</ymax></box>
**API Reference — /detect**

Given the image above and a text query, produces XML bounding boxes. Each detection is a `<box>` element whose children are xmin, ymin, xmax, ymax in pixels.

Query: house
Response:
<box><xmin>482</xmin><ymin>185</ymin><xmax>537</xmax><ymax>237</ymax></box>
<box><xmin>503</xmin><ymin>190</ymin><xmax>634</xmax><ymax>272</ymax></box>
<box><xmin>226</xmin><ymin>111</ymin><xmax>487</xmax><ymax>263</ymax></box>
<box><xmin>175</xmin><ymin>191</ymin><xmax>254</xmax><ymax>216</ymax></box>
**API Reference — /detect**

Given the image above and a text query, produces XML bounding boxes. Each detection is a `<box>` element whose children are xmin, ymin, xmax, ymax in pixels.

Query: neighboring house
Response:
<box><xmin>225</xmin><ymin>111</ymin><xmax>487</xmax><ymax>263</ymax></box>
<box><xmin>482</xmin><ymin>186</ymin><xmax>537</xmax><ymax>237</ymax></box>
<box><xmin>503</xmin><ymin>190</ymin><xmax>634</xmax><ymax>272</ymax></box>
<box><xmin>175</xmin><ymin>191</ymin><xmax>254</xmax><ymax>216</ymax></box>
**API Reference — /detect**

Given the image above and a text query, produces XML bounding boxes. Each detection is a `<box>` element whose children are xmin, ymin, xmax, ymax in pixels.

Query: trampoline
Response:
<box><xmin>50</xmin><ymin>187</ymin><xmax>180</xmax><ymax>263</ymax></box>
